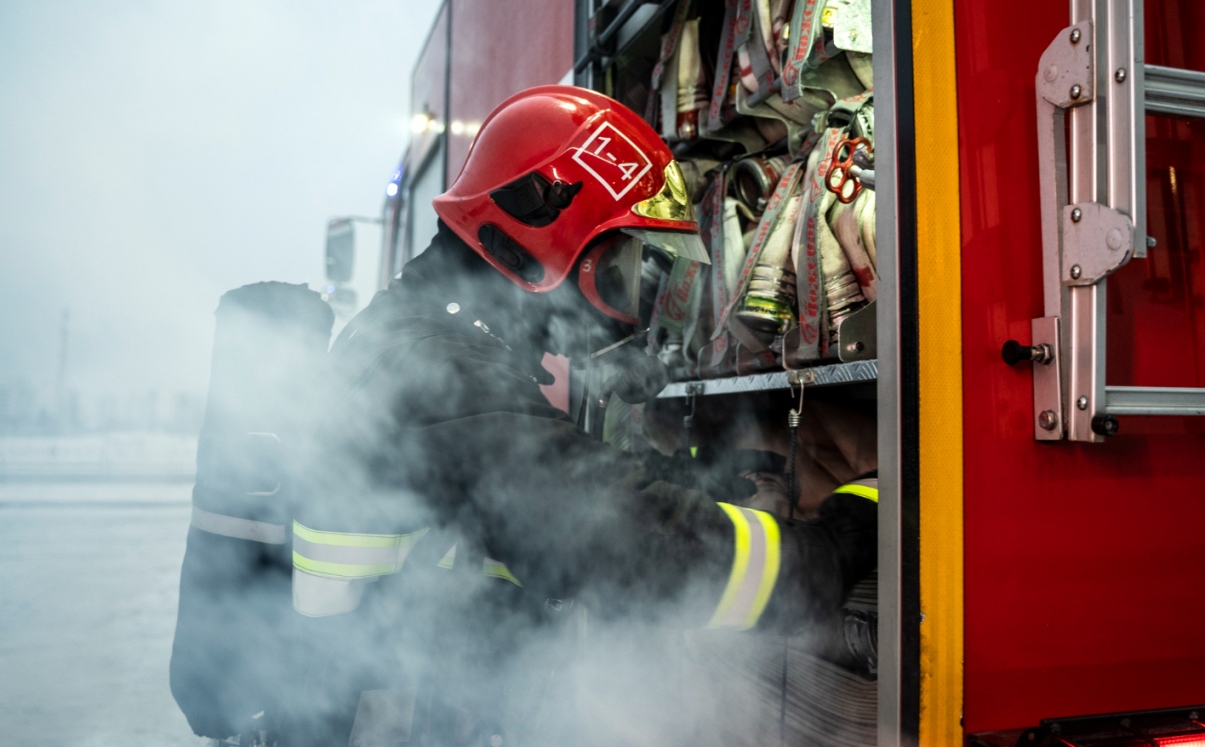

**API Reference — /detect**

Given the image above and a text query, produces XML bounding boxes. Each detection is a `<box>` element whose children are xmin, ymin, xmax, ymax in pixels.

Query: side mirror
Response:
<box><xmin>325</xmin><ymin>219</ymin><xmax>355</xmax><ymax>283</ymax></box>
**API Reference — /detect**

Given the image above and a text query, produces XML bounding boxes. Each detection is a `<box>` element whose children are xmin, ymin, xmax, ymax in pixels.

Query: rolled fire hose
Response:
<box><xmin>714</xmin><ymin>161</ymin><xmax>804</xmax><ymax>342</ymax></box>
<box><xmin>651</xmin><ymin>0</ymin><xmax>694</xmax><ymax>140</ymax></box>
<box><xmin>732</xmin><ymin>155</ymin><xmax>792</xmax><ymax>216</ymax></box>
<box><xmin>738</xmin><ymin>0</ymin><xmax>777</xmax><ymax>95</ymax></box>
<box><xmin>675</xmin><ymin>18</ymin><xmax>709</xmax><ymax>141</ymax></box>
<box><xmin>858</xmin><ymin>188</ymin><xmax>876</xmax><ymax>268</ymax></box>
<box><xmin>817</xmin><ymin>188</ymin><xmax>866</xmax><ymax>333</ymax></box>
<box><xmin>828</xmin><ymin>193</ymin><xmax>878</xmax><ymax>302</ymax></box>
<box><xmin>680</xmin><ymin>157</ymin><xmax>722</xmax><ymax>204</ymax></box>
<box><xmin>737</xmin><ymin>188</ymin><xmax>805</xmax><ymax>335</ymax></box>
<box><xmin>722</xmin><ymin>197</ymin><xmax>749</xmax><ymax>300</ymax></box>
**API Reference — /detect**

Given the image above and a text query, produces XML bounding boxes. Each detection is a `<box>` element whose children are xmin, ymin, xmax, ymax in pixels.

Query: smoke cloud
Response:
<box><xmin>0</xmin><ymin>0</ymin><xmax>438</xmax><ymax>410</ymax></box>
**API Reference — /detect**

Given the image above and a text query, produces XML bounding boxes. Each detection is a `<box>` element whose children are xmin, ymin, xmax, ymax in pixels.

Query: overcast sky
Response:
<box><xmin>0</xmin><ymin>0</ymin><xmax>441</xmax><ymax>409</ymax></box>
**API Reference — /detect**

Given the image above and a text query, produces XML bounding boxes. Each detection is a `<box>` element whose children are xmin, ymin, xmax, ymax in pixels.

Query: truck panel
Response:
<box><xmin>445</xmin><ymin>0</ymin><xmax>575</xmax><ymax>186</ymax></box>
<box><xmin>957</xmin><ymin>0</ymin><xmax>1205</xmax><ymax>733</ymax></box>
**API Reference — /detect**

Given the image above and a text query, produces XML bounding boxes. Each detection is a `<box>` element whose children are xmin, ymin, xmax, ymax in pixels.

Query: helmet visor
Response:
<box><xmin>581</xmin><ymin>229</ymin><xmax>710</xmax><ymax>326</ymax></box>
<box><xmin>621</xmin><ymin>228</ymin><xmax>711</xmax><ymax>265</ymax></box>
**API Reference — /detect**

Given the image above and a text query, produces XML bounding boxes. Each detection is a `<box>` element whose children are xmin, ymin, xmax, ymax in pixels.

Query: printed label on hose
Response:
<box><xmin>706</xmin><ymin>0</ymin><xmax>746</xmax><ymax>132</ymax></box>
<box><xmin>656</xmin><ymin>254</ymin><xmax>705</xmax><ymax>359</ymax></box>
<box><xmin>781</xmin><ymin>0</ymin><xmax>830</xmax><ymax>103</ymax></box>
<box><xmin>712</xmin><ymin>160</ymin><xmax>805</xmax><ymax>339</ymax></box>
<box><xmin>794</xmin><ymin>128</ymin><xmax>845</xmax><ymax>358</ymax></box>
<box><xmin>736</xmin><ymin>0</ymin><xmax>776</xmax><ymax>98</ymax></box>
<box><xmin>646</xmin><ymin>0</ymin><xmax>697</xmax><ymax>123</ymax></box>
<box><xmin>701</xmin><ymin>173</ymin><xmax>731</xmax><ymax>364</ymax></box>
<box><xmin>646</xmin><ymin>271</ymin><xmax>671</xmax><ymax>351</ymax></box>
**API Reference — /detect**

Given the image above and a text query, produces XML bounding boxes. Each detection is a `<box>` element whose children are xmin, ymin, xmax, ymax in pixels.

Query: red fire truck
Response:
<box><xmin>362</xmin><ymin>0</ymin><xmax>1205</xmax><ymax>743</ymax></box>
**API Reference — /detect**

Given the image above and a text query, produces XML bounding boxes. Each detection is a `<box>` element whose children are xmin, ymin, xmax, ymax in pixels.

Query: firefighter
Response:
<box><xmin>286</xmin><ymin>86</ymin><xmax>877</xmax><ymax>746</ymax></box>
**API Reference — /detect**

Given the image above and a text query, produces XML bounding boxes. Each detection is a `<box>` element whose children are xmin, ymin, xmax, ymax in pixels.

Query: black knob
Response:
<box><xmin>1090</xmin><ymin>414</ymin><xmax>1119</xmax><ymax>436</ymax></box>
<box><xmin>1002</xmin><ymin>340</ymin><xmax>1034</xmax><ymax>366</ymax></box>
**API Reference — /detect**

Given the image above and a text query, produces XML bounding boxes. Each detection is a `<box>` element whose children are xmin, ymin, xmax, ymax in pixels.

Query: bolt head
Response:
<box><xmin>446</xmin><ymin>302</ymin><xmax>461</xmax><ymax>314</ymax></box>
<box><xmin>1107</xmin><ymin>227</ymin><xmax>1124</xmax><ymax>250</ymax></box>
<box><xmin>1147</xmin><ymin>235</ymin><xmax>1157</xmax><ymax>248</ymax></box>
<box><xmin>1070</xmin><ymin>84</ymin><xmax>1083</xmax><ymax>99</ymax></box>
<box><xmin>1071</xmin><ymin>207</ymin><xmax>1083</xmax><ymax>222</ymax></box>
<box><xmin>1115</xmin><ymin>67</ymin><xmax>1127</xmax><ymax>83</ymax></box>
<box><xmin>1070</xmin><ymin>264</ymin><xmax>1082</xmax><ymax>279</ymax></box>
<box><xmin>1077</xmin><ymin>395</ymin><xmax>1089</xmax><ymax>410</ymax></box>
<box><xmin>1044</xmin><ymin>64</ymin><xmax>1058</xmax><ymax>83</ymax></box>
<box><xmin>1039</xmin><ymin>410</ymin><xmax>1059</xmax><ymax>430</ymax></box>
<box><xmin>1070</xmin><ymin>28</ymin><xmax>1082</xmax><ymax>43</ymax></box>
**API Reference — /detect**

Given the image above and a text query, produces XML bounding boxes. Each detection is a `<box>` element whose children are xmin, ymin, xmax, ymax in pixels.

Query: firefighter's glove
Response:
<box><xmin>764</xmin><ymin>491</ymin><xmax>877</xmax><ymax>633</ymax></box>
<box><xmin>642</xmin><ymin>447</ymin><xmax>784</xmax><ymax>503</ymax></box>
<box><xmin>817</xmin><ymin>490</ymin><xmax>878</xmax><ymax>596</ymax></box>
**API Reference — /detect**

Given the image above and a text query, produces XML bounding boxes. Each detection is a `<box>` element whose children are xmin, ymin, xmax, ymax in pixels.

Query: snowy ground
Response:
<box><xmin>0</xmin><ymin>481</ymin><xmax>206</xmax><ymax>747</ymax></box>
<box><xmin>0</xmin><ymin>434</ymin><xmax>197</xmax><ymax>481</ymax></box>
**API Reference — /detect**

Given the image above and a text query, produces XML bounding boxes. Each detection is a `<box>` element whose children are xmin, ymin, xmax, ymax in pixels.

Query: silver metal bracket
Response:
<box><xmin>836</xmin><ymin>300</ymin><xmax>877</xmax><ymax>362</ymax></box>
<box><xmin>1036</xmin><ymin>20</ymin><xmax>1095</xmax><ymax>109</ymax></box>
<box><xmin>1061</xmin><ymin>202</ymin><xmax>1134</xmax><ymax>285</ymax></box>
<box><xmin>1031</xmin><ymin>317</ymin><xmax>1064</xmax><ymax>441</ymax></box>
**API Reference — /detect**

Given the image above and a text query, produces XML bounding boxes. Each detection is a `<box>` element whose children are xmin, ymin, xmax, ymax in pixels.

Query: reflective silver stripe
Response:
<box><xmin>727</xmin><ymin>510</ymin><xmax>767</xmax><ymax>626</ymax></box>
<box><xmin>292</xmin><ymin>569</ymin><xmax>368</xmax><ymax>617</ymax></box>
<box><xmin>292</xmin><ymin>522</ymin><xmax>428</xmax><ymax>579</ymax></box>
<box><xmin>293</xmin><ymin>534</ymin><xmax>411</xmax><ymax>568</ymax></box>
<box><xmin>190</xmin><ymin>506</ymin><xmax>285</xmax><ymax>544</ymax></box>
<box><xmin>708</xmin><ymin>503</ymin><xmax>781</xmax><ymax>630</ymax></box>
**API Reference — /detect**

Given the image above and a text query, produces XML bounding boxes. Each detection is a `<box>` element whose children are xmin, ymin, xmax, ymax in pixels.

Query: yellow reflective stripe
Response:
<box><xmin>293</xmin><ymin>521</ymin><xmax>411</xmax><ymax>548</ymax></box>
<box><xmin>832</xmin><ymin>483</ymin><xmax>879</xmax><ymax>503</ymax></box>
<box><xmin>708</xmin><ymin>503</ymin><xmax>752</xmax><ymax>627</ymax></box>
<box><xmin>292</xmin><ymin>553</ymin><xmax>401</xmax><ymax>580</ymax></box>
<box><xmin>708</xmin><ymin>503</ymin><xmax>780</xmax><ymax>630</ymax></box>
<box><xmin>434</xmin><ymin>545</ymin><xmax>521</xmax><ymax>585</ymax></box>
<box><xmin>292</xmin><ymin>521</ymin><xmax>428</xmax><ymax>580</ymax></box>
<box><xmin>482</xmin><ymin>558</ymin><xmax>522</xmax><ymax>587</ymax></box>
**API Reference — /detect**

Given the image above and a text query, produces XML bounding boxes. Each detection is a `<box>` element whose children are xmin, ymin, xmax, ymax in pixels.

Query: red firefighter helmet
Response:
<box><xmin>432</xmin><ymin>85</ymin><xmax>707</xmax><ymax>324</ymax></box>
